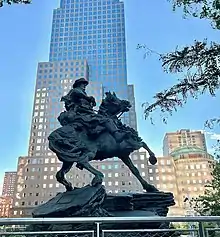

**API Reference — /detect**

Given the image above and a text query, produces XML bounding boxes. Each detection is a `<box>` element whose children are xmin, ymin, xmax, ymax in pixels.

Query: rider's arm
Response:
<box><xmin>72</xmin><ymin>88</ymin><xmax>90</xmax><ymax>100</ymax></box>
<box><xmin>73</xmin><ymin>88</ymin><xmax>96</xmax><ymax>105</ymax></box>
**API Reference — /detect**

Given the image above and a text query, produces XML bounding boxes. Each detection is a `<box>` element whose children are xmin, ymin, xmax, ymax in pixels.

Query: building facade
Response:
<box><xmin>150</xmin><ymin>146</ymin><xmax>214</xmax><ymax>216</ymax></box>
<box><xmin>28</xmin><ymin>59</ymin><xmax>102</xmax><ymax>157</ymax></box>
<box><xmin>163</xmin><ymin>129</ymin><xmax>207</xmax><ymax>156</ymax></box>
<box><xmin>49</xmin><ymin>0</ymin><xmax>132</xmax><ymax>124</ymax></box>
<box><xmin>0</xmin><ymin>196</ymin><xmax>13</xmax><ymax>218</ymax></box>
<box><xmin>127</xmin><ymin>85</ymin><xmax>137</xmax><ymax>131</ymax></box>
<box><xmin>2</xmin><ymin>172</ymin><xmax>17</xmax><ymax>197</ymax></box>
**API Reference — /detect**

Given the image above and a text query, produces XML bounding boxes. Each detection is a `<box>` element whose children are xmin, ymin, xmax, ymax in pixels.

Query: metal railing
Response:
<box><xmin>0</xmin><ymin>216</ymin><xmax>219</xmax><ymax>237</ymax></box>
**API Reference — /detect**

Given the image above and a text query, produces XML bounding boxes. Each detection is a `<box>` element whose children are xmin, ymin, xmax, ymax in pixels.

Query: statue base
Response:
<box><xmin>28</xmin><ymin>185</ymin><xmax>175</xmax><ymax>231</ymax></box>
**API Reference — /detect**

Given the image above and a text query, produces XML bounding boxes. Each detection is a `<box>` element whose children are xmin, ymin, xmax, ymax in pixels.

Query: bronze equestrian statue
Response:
<box><xmin>48</xmin><ymin>78</ymin><xmax>158</xmax><ymax>192</ymax></box>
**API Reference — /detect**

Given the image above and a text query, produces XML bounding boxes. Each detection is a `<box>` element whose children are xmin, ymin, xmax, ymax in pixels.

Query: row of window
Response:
<box><xmin>38</xmin><ymin>67</ymin><xmax>84</xmax><ymax>74</ymax></box>
<box><xmin>185</xmin><ymin>164</ymin><xmax>207</xmax><ymax>169</ymax></box>
<box><xmin>53</xmin><ymin>18</ymin><xmax>123</xmax><ymax>28</ymax></box>
<box><xmin>50</xmin><ymin>39</ymin><xmax>124</xmax><ymax>47</ymax></box>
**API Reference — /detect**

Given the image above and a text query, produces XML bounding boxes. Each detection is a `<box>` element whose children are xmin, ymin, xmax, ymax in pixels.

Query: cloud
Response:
<box><xmin>205</xmin><ymin>131</ymin><xmax>220</xmax><ymax>140</ymax></box>
<box><xmin>210</xmin><ymin>133</ymin><xmax>220</xmax><ymax>140</ymax></box>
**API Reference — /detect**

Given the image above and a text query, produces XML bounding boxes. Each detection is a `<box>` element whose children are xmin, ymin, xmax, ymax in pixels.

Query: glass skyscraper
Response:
<box><xmin>49</xmin><ymin>0</ymin><xmax>129</xmax><ymax>113</ymax></box>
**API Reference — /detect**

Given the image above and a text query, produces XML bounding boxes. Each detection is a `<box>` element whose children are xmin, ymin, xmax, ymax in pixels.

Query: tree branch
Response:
<box><xmin>143</xmin><ymin>40</ymin><xmax>220</xmax><ymax>121</ymax></box>
<box><xmin>0</xmin><ymin>0</ymin><xmax>31</xmax><ymax>7</ymax></box>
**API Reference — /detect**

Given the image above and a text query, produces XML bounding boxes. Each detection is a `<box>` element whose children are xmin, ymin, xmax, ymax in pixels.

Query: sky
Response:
<box><xmin>0</xmin><ymin>0</ymin><xmax>220</xmax><ymax>192</ymax></box>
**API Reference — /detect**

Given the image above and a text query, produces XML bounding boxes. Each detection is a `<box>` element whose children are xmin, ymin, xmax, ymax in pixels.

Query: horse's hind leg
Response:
<box><xmin>56</xmin><ymin>161</ymin><xmax>74</xmax><ymax>191</ymax></box>
<box><xmin>120</xmin><ymin>156</ymin><xmax>158</xmax><ymax>192</ymax></box>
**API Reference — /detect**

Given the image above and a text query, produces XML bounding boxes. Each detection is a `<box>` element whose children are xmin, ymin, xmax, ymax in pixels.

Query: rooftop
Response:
<box><xmin>170</xmin><ymin>146</ymin><xmax>208</xmax><ymax>158</ymax></box>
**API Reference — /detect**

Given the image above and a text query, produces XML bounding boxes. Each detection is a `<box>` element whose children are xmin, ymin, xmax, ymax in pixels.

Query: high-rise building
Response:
<box><xmin>163</xmin><ymin>129</ymin><xmax>207</xmax><ymax>156</ymax></box>
<box><xmin>12</xmin><ymin>0</ymin><xmax>141</xmax><ymax>217</ymax></box>
<box><xmin>150</xmin><ymin>146</ymin><xmax>214</xmax><ymax>216</ymax></box>
<box><xmin>2</xmin><ymin>172</ymin><xmax>17</xmax><ymax>197</ymax></box>
<box><xmin>49</xmin><ymin>0</ymin><xmax>131</xmax><ymax>124</ymax></box>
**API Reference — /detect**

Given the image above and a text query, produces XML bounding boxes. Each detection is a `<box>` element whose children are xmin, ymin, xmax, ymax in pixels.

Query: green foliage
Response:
<box><xmin>0</xmin><ymin>0</ymin><xmax>31</xmax><ymax>7</ymax></box>
<box><xmin>169</xmin><ymin>0</ymin><xmax>220</xmax><ymax>29</ymax></box>
<box><xmin>193</xmin><ymin>161</ymin><xmax>220</xmax><ymax>216</ymax></box>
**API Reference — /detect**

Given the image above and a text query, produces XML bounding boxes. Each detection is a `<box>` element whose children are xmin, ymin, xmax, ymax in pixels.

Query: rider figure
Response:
<box><xmin>61</xmin><ymin>78</ymin><xmax>128</xmax><ymax>143</ymax></box>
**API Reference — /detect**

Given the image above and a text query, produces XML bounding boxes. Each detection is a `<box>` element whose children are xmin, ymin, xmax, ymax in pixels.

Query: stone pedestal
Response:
<box><xmin>28</xmin><ymin>185</ymin><xmax>175</xmax><ymax>231</ymax></box>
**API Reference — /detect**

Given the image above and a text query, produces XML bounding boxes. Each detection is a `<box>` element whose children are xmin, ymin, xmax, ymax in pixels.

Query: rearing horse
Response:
<box><xmin>48</xmin><ymin>92</ymin><xmax>158</xmax><ymax>192</ymax></box>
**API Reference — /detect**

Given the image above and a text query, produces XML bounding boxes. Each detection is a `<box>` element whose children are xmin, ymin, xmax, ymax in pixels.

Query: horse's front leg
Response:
<box><xmin>78</xmin><ymin>152</ymin><xmax>104</xmax><ymax>186</ymax></box>
<box><xmin>120</xmin><ymin>156</ymin><xmax>158</xmax><ymax>192</ymax></box>
<box><xmin>81</xmin><ymin>161</ymin><xmax>104</xmax><ymax>186</ymax></box>
<box><xmin>142</xmin><ymin>141</ymin><xmax>157</xmax><ymax>165</ymax></box>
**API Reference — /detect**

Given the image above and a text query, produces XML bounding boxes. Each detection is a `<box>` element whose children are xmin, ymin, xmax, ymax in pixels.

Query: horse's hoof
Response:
<box><xmin>149</xmin><ymin>155</ymin><xmax>157</xmax><ymax>165</ymax></box>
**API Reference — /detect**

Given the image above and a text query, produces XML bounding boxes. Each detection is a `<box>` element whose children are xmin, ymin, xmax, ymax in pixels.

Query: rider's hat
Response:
<box><xmin>73</xmin><ymin>78</ymin><xmax>89</xmax><ymax>88</ymax></box>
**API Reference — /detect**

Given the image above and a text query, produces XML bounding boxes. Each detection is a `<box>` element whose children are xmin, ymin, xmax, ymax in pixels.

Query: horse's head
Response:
<box><xmin>98</xmin><ymin>91</ymin><xmax>131</xmax><ymax>117</ymax></box>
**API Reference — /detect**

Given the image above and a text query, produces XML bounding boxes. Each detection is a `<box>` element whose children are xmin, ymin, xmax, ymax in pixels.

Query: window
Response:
<box><xmin>149</xmin><ymin>169</ymin><xmax>153</xmax><ymax>173</ymax></box>
<box><xmin>108</xmin><ymin>173</ymin><xmax>112</xmax><ymax>177</ymax></box>
<box><xmin>156</xmin><ymin>177</ymin><xmax>159</xmax><ymax>180</ymax></box>
<box><xmin>44</xmin><ymin>175</ymin><xmax>47</xmax><ymax>180</ymax></box>
<box><xmin>108</xmin><ymin>181</ymin><xmax>112</xmax><ymax>186</ymax></box>
<box><xmin>160</xmin><ymin>160</ymin><xmax>165</xmax><ymax>165</ymax></box>
<box><xmin>141</xmin><ymin>164</ymin><xmax>145</xmax><ymax>168</ymax></box>
<box><xmin>43</xmin><ymin>184</ymin><xmax>46</xmax><ymax>188</ymax></box>
<box><xmin>150</xmin><ymin>177</ymin><xmax>153</xmax><ymax>181</ymax></box>
<box><xmin>45</xmin><ymin>159</ymin><xmax>49</xmax><ymax>163</ymax></box>
<box><xmin>202</xmin><ymin>164</ymin><xmax>206</xmax><ymax>169</ymax></box>
<box><xmin>49</xmin><ymin>184</ymin><xmax>53</xmax><ymax>188</ymax></box>
<box><xmin>51</xmin><ymin>158</ymin><xmax>56</xmax><ymax>163</ymax></box>
<box><xmin>44</xmin><ymin>167</ymin><xmax>48</xmax><ymax>171</ymax></box>
<box><xmin>140</xmin><ymin>154</ymin><xmax>145</xmax><ymax>160</ymax></box>
<box><xmin>50</xmin><ymin>175</ymin><xmax>53</xmax><ymax>180</ymax></box>
<box><xmin>141</xmin><ymin>172</ymin><xmax>145</xmax><ymax>176</ymax></box>
<box><xmin>115</xmin><ymin>181</ymin><xmax>118</xmax><ymax>185</ymax></box>
<box><xmin>167</xmin><ymin>160</ymin><xmax>171</xmax><ymax>165</ymax></box>
<box><xmin>161</xmin><ymin>168</ymin><xmax>165</xmax><ymax>173</ymax></box>
<box><xmin>115</xmin><ymin>173</ymin><xmax>118</xmax><ymax>177</ymax></box>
